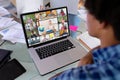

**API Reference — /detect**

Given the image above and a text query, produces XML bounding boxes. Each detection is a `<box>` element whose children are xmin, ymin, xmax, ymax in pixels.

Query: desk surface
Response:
<box><xmin>0</xmin><ymin>41</ymin><xmax>81</xmax><ymax>80</ymax></box>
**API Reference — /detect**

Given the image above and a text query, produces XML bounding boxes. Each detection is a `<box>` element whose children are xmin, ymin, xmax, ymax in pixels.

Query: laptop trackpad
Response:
<box><xmin>54</xmin><ymin>53</ymin><xmax>72</xmax><ymax>65</ymax></box>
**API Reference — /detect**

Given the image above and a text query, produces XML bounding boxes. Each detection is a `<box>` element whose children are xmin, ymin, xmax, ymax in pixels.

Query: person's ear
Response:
<box><xmin>99</xmin><ymin>21</ymin><xmax>108</xmax><ymax>29</ymax></box>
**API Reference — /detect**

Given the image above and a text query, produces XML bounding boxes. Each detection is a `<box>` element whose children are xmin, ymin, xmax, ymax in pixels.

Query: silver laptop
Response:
<box><xmin>20</xmin><ymin>7</ymin><xmax>87</xmax><ymax>75</ymax></box>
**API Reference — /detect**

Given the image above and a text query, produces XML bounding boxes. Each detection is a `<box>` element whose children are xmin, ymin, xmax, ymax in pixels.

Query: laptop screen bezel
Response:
<box><xmin>20</xmin><ymin>6</ymin><xmax>70</xmax><ymax>48</ymax></box>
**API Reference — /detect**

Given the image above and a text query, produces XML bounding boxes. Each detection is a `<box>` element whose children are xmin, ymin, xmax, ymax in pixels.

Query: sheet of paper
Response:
<box><xmin>78</xmin><ymin>31</ymin><xmax>100</xmax><ymax>49</ymax></box>
<box><xmin>0</xmin><ymin>0</ymin><xmax>10</xmax><ymax>7</ymax></box>
<box><xmin>0</xmin><ymin>6</ymin><xmax>10</xmax><ymax>16</ymax></box>
<box><xmin>0</xmin><ymin>28</ymin><xmax>9</xmax><ymax>35</ymax></box>
<box><xmin>1</xmin><ymin>21</ymin><xmax>25</xmax><ymax>43</ymax></box>
<box><xmin>0</xmin><ymin>21</ymin><xmax>17</xmax><ymax>35</ymax></box>
<box><xmin>0</xmin><ymin>17</ymin><xmax>13</xmax><ymax>30</ymax></box>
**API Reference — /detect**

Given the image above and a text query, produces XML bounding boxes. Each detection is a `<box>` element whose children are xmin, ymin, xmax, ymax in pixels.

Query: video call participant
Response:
<box><xmin>38</xmin><ymin>25</ymin><xmax>45</xmax><ymax>36</ymax></box>
<box><xmin>46</xmin><ymin>20</ymin><xmax>56</xmax><ymax>34</ymax></box>
<box><xmin>60</xmin><ymin>22</ymin><xmax>67</xmax><ymax>36</ymax></box>
<box><xmin>30</xmin><ymin>31</ymin><xmax>37</xmax><ymax>39</ymax></box>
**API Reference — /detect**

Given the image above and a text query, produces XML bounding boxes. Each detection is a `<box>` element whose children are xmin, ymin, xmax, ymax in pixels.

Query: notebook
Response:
<box><xmin>77</xmin><ymin>31</ymin><xmax>100</xmax><ymax>50</ymax></box>
<box><xmin>20</xmin><ymin>7</ymin><xmax>87</xmax><ymax>75</ymax></box>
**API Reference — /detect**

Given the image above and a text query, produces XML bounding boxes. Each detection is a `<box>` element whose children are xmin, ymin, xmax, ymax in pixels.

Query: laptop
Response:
<box><xmin>20</xmin><ymin>7</ymin><xmax>87</xmax><ymax>75</ymax></box>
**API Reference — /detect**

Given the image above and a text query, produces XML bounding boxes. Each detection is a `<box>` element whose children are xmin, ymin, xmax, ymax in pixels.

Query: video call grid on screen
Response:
<box><xmin>21</xmin><ymin>7</ymin><xmax>69</xmax><ymax>47</ymax></box>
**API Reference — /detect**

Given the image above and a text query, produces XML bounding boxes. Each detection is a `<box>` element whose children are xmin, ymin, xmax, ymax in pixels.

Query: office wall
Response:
<box><xmin>50</xmin><ymin>0</ymin><xmax>79</xmax><ymax>14</ymax></box>
<box><xmin>16</xmin><ymin>0</ymin><xmax>44</xmax><ymax>17</ymax></box>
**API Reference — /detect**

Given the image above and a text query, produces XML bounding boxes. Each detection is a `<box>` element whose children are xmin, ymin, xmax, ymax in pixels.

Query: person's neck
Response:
<box><xmin>99</xmin><ymin>27</ymin><xmax>120</xmax><ymax>48</ymax></box>
<box><xmin>100</xmin><ymin>37</ymin><xmax>120</xmax><ymax>48</ymax></box>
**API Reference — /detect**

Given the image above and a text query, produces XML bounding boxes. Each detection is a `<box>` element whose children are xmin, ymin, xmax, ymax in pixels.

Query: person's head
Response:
<box><xmin>49</xmin><ymin>20</ymin><xmax>52</xmax><ymax>24</ymax></box>
<box><xmin>85</xmin><ymin>0</ymin><xmax>120</xmax><ymax>41</ymax></box>
<box><xmin>51</xmin><ymin>10</ymin><xmax>57</xmax><ymax>15</ymax></box>
<box><xmin>61</xmin><ymin>9</ymin><xmax>64</xmax><ymax>13</ymax></box>
<box><xmin>61</xmin><ymin>18</ymin><xmax>65</xmax><ymax>23</ymax></box>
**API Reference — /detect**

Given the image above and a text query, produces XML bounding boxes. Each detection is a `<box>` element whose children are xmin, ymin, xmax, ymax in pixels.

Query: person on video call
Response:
<box><xmin>60</xmin><ymin>18</ymin><xmax>68</xmax><ymax>36</ymax></box>
<box><xmin>46</xmin><ymin>20</ymin><xmax>56</xmax><ymax>34</ymax></box>
<box><xmin>49</xmin><ymin>0</ymin><xmax>120</xmax><ymax>80</ymax></box>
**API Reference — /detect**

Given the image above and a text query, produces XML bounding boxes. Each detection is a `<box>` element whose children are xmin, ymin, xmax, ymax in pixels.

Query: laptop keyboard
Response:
<box><xmin>35</xmin><ymin>39</ymin><xmax>75</xmax><ymax>59</ymax></box>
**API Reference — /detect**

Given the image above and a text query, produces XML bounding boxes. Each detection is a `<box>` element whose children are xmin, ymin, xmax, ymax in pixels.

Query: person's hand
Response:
<box><xmin>77</xmin><ymin>51</ymin><xmax>93</xmax><ymax>67</ymax></box>
<box><xmin>77</xmin><ymin>46</ymin><xmax>100</xmax><ymax>67</ymax></box>
<box><xmin>48</xmin><ymin>72</ymin><xmax>63</xmax><ymax>80</ymax></box>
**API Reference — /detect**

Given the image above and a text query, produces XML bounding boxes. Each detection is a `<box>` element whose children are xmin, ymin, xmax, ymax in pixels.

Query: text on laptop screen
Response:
<box><xmin>21</xmin><ymin>7</ymin><xmax>69</xmax><ymax>47</ymax></box>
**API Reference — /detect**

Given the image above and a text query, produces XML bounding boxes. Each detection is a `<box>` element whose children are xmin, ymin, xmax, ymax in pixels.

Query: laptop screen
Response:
<box><xmin>20</xmin><ymin>7</ymin><xmax>70</xmax><ymax>47</ymax></box>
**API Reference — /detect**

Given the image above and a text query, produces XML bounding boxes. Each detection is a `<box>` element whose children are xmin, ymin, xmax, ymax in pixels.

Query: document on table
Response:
<box><xmin>0</xmin><ymin>21</ymin><xmax>25</xmax><ymax>43</ymax></box>
<box><xmin>0</xmin><ymin>6</ymin><xmax>10</xmax><ymax>16</ymax></box>
<box><xmin>0</xmin><ymin>17</ymin><xmax>13</xmax><ymax>30</ymax></box>
<box><xmin>77</xmin><ymin>31</ymin><xmax>100</xmax><ymax>50</ymax></box>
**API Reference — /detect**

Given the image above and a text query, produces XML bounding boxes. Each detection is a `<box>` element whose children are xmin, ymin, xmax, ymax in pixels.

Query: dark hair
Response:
<box><xmin>85</xmin><ymin>0</ymin><xmax>120</xmax><ymax>40</ymax></box>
